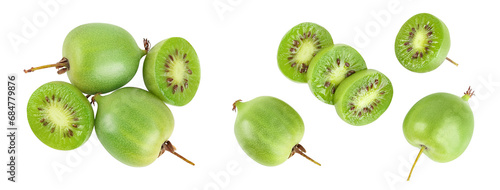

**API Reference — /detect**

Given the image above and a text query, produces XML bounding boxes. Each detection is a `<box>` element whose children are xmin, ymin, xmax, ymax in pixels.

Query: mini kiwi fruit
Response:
<box><xmin>233</xmin><ymin>96</ymin><xmax>320</xmax><ymax>166</ymax></box>
<box><xmin>143</xmin><ymin>37</ymin><xmax>200</xmax><ymax>106</ymax></box>
<box><xmin>94</xmin><ymin>87</ymin><xmax>193</xmax><ymax>167</ymax></box>
<box><xmin>395</xmin><ymin>13</ymin><xmax>457</xmax><ymax>73</ymax></box>
<box><xmin>333</xmin><ymin>69</ymin><xmax>393</xmax><ymax>126</ymax></box>
<box><xmin>307</xmin><ymin>44</ymin><xmax>367</xmax><ymax>105</ymax></box>
<box><xmin>27</xmin><ymin>81</ymin><xmax>94</xmax><ymax>150</ymax></box>
<box><xmin>24</xmin><ymin>23</ymin><xmax>147</xmax><ymax>94</ymax></box>
<box><xmin>277</xmin><ymin>22</ymin><xmax>334</xmax><ymax>83</ymax></box>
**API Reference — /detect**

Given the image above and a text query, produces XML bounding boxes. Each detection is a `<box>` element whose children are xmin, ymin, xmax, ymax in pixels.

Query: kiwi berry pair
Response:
<box><xmin>25</xmin><ymin>23</ymin><xmax>200</xmax><ymax>106</ymax></box>
<box><xmin>278</xmin><ymin>22</ymin><xmax>393</xmax><ymax>126</ymax></box>
<box><xmin>26</xmin><ymin>23</ymin><xmax>200</xmax><ymax>167</ymax></box>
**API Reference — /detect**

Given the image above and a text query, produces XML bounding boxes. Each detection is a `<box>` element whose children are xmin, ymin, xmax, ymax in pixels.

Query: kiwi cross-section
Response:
<box><xmin>143</xmin><ymin>37</ymin><xmax>200</xmax><ymax>106</ymax></box>
<box><xmin>307</xmin><ymin>44</ymin><xmax>367</xmax><ymax>105</ymax></box>
<box><xmin>395</xmin><ymin>13</ymin><xmax>451</xmax><ymax>73</ymax></box>
<box><xmin>277</xmin><ymin>22</ymin><xmax>334</xmax><ymax>83</ymax></box>
<box><xmin>333</xmin><ymin>69</ymin><xmax>393</xmax><ymax>126</ymax></box>
<box><xmin>27</xmin><ymin>81</ymin><xmax>94</xmax><ymax>150</ymax></box>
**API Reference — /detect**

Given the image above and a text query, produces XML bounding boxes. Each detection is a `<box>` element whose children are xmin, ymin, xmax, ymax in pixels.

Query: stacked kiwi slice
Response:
<box><xmin>278</xmin><ymin>22</ymin><xmax>393</xmax><ymax>126</ymax></box>
<box><xmin>26</xmin><ymin>23</ymin><xmax>200</xmax><ymax>166</ymax></box>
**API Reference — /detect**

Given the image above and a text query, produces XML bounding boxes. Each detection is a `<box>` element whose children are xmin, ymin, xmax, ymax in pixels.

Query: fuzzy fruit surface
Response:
<box><xmin>234</xmin><ymin>96</ymin><xmax>304</xmax><ymax>166</ymax></box>
<box><xmin>63</xmin><ymin>23</ymin><xmax>145</xmax><ymax>94</ymax></box>
<box><xmin>94</xmin><ymin>87</ymin><xmax>174</xmax><ymax>167</ymax></box>
<box><xmin>403</xmin><ymin>92</ymin><xmax>473</xmax><ymax>162</ymax></box>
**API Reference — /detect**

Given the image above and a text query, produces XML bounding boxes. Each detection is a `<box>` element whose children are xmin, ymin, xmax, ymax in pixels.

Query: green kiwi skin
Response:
<box><xmin>395</xmin><ymin>13</ymin><xmax>450</xmax><ymax>73</ymax></box>
<box><xmin>333</xmin><ymin>69</ymin><xmax>393</xmax><ymax>126</ymax></box>
<box><xmin>143</xmin><ymin>37</ymin><xmax>200</xmax><ymax>106</ymax></box>
<box><xmin>27</xmin><ymin>81</ymin><xmax>94</xmax><ymax>150</ymax></box>
<box><xmin>63</xmin><ymin>23</ymin><xmax>146</xmax><ymax>94</ymax></box>
<box><xmin>307</xmin><ymin>44</ymin><xmax>367</xmax><ymax>105</ymax></box>
<box><xmin>277</xmin><ymin>22</ymin><xmax>334</xmax><ymax>83</ymax></box>
<box><xmin>94</xmin><ymin>87</ymin><xmax>174</xmax><ymax>167</ymax></box>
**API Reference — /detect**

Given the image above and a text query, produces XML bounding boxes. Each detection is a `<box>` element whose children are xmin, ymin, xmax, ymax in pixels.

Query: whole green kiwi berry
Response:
<box><xmin>404</xmin><ymin>87</ymin><xmax>474</xmax><ymax>181</ymax></box>
<box><xmin>94</xmin><ymin>87</ymin><xmax>194</xmax><ymax>167</ymax></box>
<box><xmin>233</xmin><ymin>96</ymin><xmax>320</xmax><ymax>166</ymax></box>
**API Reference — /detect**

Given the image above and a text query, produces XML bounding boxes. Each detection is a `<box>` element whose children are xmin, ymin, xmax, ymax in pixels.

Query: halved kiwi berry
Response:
<box><xmin>278</xmin><ymin>22</ymin><xmax>334</xmax><ymax>83</ymax></box>
<box><xmin>395</xmin><ymin>13</ymin><xmax>457</xmax><ymax>73</ymax></box>
<box><xmin>27</xmin><ymin>81</ymin><xmax>94</xmax><ymax>150</ymax></box>
<box><xmin>143</xmin><ymin>37</ymin><xmax>200</xmax><ymax>106</ymax></box>
<box><xmin>307</xmin><ymin>44</ymin><xmax>367</xmax><ymax>105</ymax></box>
<box><xmin>333</xmin><ymin>69</ymin><xmax>393</xmax><ymax>126</ymax></box>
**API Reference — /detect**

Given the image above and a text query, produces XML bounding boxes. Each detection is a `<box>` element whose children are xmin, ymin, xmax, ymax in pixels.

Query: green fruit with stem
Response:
<box><xmin>307</xmin><ymin>44</ymin><xmax>367</xmax><ymax>105</ymax></box>
<box><xmin>27</xmin><ymin>81</ymin><xmax>94</xmax><ymax>150</ymax></box>
<box><xmin>232</xmin><ymin>96</ymin><xmax>320</xmax><ymax>166</ymax></box>
<box><xmin>94</xmin><ymin>87</ymin><xmax>193</xmax><ymax>167</ymax></box>
<box><xmin>277</xmin><ymin>22</ymin><xmax>334</xmax><ymax>83</ymax></box>
<box><xmin>143</xmin><ymin>37</ymin><xmax>200</xmax><ymax>106</ymax></box>
<box><xmin>404</xmin><ymin>87</ymin><xmax>475</xmax><ymax>181</ymax></box>
<box><xmin>24</xmin><ymin>23</ymin><xmax>147</xmax><ymax>94</ymax></box>
<box><xmin>395</xmin><ymin>13</ymin><xmax>458</xmax><ymax>73</ymax></box>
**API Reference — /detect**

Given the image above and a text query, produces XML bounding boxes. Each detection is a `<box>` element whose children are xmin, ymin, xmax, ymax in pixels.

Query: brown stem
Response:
<box><xmin>407</xmin><ymin>145</ymin><xmax>426</xmax><ymax>181</ymax></box>
<box><xmin>289</xmin><ymin>144</ymin><xmax>321</xmax><ymax>166</ymax></box>
<box><xmin>24</xmin><ymin>57</ymin><xmax>70</xmax><ymax>74</ymax></box>
<box><xmin>90</xmin><ymin>93</ymin><xmax>101</xmax><ymax>106</ymax></box>
<box><xmin>143</xmin><ymin>38</ymin><xmax>150</xmax><ymax>53</ymax></box>
<box><xmin>232</xmin><ymin>99</ymin><xmax>242</xmax><ymax>112</ymax></box>
<box><xmin>159</xmin><ymin>141</ymin><xmax>195</xmax><ymax>166</ymax></box>
<box><xmin>445</xmin><ymin>57</ymin><xmax>458</xmax><ymax>66</ymax></box>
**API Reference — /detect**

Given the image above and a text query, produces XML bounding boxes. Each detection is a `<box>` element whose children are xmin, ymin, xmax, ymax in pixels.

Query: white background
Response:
<box><xmin>2</xmin><ymin>0</ymin><xmax>499</xmax><ymax>189</ymax></box>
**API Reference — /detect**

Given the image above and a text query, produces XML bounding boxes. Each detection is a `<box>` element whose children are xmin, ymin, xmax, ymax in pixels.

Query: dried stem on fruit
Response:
<box><xmin>158</xmin><ymin>141</ymin><xmax>195</xmax><ymax>166</ymax></box>
<box><xmin>24</xmin><ymin>57</ymin><xmax>70</xmax><ymax>74</ymax></box>
<box><xmin>288</xmin><ymin>144</ymin><xmax>321</xmax><ymax>166</ymax></box>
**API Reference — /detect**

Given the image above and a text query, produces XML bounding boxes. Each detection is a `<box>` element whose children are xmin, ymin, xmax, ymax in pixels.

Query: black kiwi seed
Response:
<box><xmin>324</xmin><ymin>81</ymin><xmax>331</xmax><ymax>88</ymax></box>
<box><xmin>346</xmin><ymin>70</ymin><xmax>356</xmax><ymax>77</ymax></box>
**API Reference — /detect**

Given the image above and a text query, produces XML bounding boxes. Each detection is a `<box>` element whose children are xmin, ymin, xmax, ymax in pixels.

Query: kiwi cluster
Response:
<box><xmin>26</xmin><ymin>23</ymin><xmax>200</xmax><ymax>166</ymax></box>
<box><xmin>278</xmin><ymin>22</ymin><xmax>393</xmax><ymax>126</ymax></box>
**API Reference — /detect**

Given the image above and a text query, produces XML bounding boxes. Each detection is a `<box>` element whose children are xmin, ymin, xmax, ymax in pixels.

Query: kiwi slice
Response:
<box><xmin>27</xmin><ymin>81</ymin><xmax>94</xmax><ymax>150</ymax></box>
<box><xmin>395</xmin><ymin>13</ymin><xmax>455</xmax><ymax>73</ymax></box>
<box><xmin>333</xmin><ymin>69</ymin><xmax>393</xmax><ymax>126</ymax></box>
<box><xmin>277</xmin><ymin>22</ymin><xmax>334</xmax><ymax>83</ymax></box>
<box><xmin>143</xmin><ymin>37</ymin><xmax>200</xmax><ymax>106</ymax></box>
<box><xmin>307</xmin><ymin>44</ymin><xmax>367</xmax><ymax>105</ymax></box>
